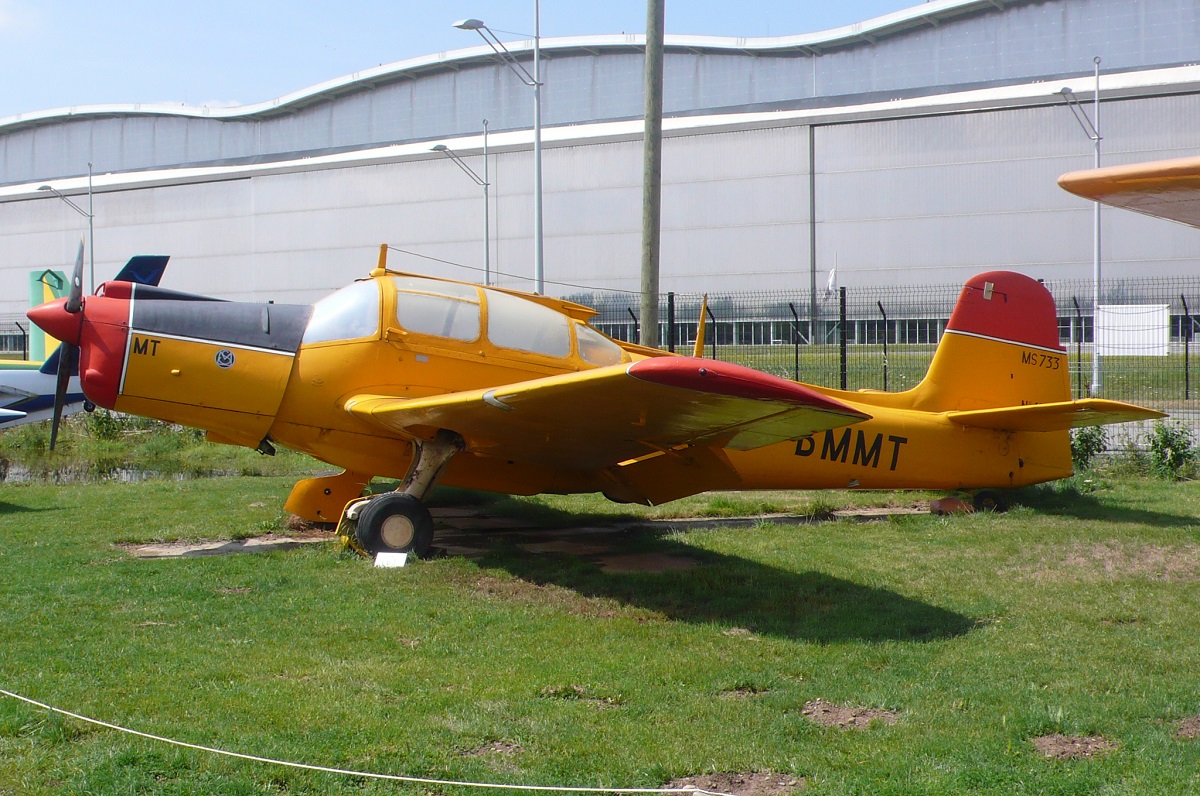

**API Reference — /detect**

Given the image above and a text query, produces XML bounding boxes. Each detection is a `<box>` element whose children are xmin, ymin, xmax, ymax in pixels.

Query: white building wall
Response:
<box><xmin>3</xmin><ymin>85</ymin><xmax>1200</xmax><ymax>320</ymax></box>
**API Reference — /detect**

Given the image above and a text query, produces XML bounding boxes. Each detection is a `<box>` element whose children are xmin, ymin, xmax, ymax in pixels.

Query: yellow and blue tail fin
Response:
<box><xmin>35</xmin><ymin>255</ymin><xmax>170</xmax><ymax>375</ymax></box>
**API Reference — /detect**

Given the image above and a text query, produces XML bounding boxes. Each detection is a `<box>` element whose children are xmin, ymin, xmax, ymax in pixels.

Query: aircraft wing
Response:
<box><xmin>1059</xmin><ymin>156</ymin><xmax>1200</xmax><ymax>229</ymax></box>
<box><xmin>0</xmin><ymin>408</ymin><xmax>28</xmax><ymax>424</ymax></box>
<box><xmin>344</xmin><ymin>357</ymin><xmax>871</xmax><ymax>471</ymax></box>
<box><xmin>948</xmin><ymin>399</ymin><xmax>1166</xmax><ymax>432</ymax></box>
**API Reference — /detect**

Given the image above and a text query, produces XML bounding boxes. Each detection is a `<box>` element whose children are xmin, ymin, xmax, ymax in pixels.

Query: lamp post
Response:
<box><xmin>454</xmin><ymin>4</ymin><xmax>544</xmax><ymax>294</ymax></box>
<box><xmin>1059</xmin><ymin>56</ymin><xmax>1103</xmax><ymax>397</ymax></box>
<box><xmin>37</xmin><ymin>162</ymin><xmax>95</xmax><ymax>294</ymax></box>
<box><xmin>432</xmin><ymin>124</ymin><xmax>491</xmax><ymax>285</ymax></box>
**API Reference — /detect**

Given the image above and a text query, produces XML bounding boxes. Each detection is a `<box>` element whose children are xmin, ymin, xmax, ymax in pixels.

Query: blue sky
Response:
<box><xmin>0</xmin><ymin>1</ymin><xmax>920</xmax><ymax>118</ymax></box>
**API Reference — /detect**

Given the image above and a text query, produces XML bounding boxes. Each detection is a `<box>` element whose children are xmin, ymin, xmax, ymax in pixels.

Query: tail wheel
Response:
<box><xmin>355</xmin><ymin>493</ymin><xmax>435</xmax><ymax>558</ymax></box>
<box><xmin>972</xmin><ymin>490</ymin><xmax>1008</xmax><ymax>513</ymax></box>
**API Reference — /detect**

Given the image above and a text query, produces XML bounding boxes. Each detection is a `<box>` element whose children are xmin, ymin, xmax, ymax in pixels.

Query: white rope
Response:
<box><xmin>0</xmin><ymin>687</ymin><xmax>732</xmax><ymax>795</ymax></box>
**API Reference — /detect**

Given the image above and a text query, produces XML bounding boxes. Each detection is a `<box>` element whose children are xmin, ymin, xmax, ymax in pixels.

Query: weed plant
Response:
<box><xmin>1070</xmin><ymin>425</ymin><xmax>1108</xmax><ymax>472</ymax></box>
<box><xmin>1147</xmin><ymin>420</ymin><xmax>1197</xmax><ymax>480</ymax></box>
<box><xmin>0</xmin><ymin>412</ymin><xmax>323</xmax><ymax>479</ymax></box>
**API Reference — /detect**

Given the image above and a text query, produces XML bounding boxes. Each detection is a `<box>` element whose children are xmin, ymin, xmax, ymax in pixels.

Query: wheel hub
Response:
<box><xmin>380</xmin><ymin>514</ymin><xmax>416</xmax><ymax>549</ymax></box>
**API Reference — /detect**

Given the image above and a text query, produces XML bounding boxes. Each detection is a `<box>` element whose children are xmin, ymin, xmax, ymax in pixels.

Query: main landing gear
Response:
<box><xmin>337</xmin><ymin>430</ymin><xmax>465</xmax><ymax>560</ymax></box>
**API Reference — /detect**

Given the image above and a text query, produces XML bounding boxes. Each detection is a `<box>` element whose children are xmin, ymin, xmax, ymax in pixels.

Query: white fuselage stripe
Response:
<box><xmin>126</xmin><ymin>327</ymin><xmax>298</xmax><ymax>358</ymax></box>
<box><xmin>943</xmin><ymin>328</ymin><xmax>1065</xmax><ymax>355</ymax></box>
<box><xmin>118</xmin><ymin>289</ymin><xmax>137</xmax><ymax>396</ymax></box>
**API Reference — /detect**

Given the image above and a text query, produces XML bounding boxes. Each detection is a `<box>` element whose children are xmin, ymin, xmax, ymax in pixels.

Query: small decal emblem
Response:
<box><xmin>215</xmin><ymin>349</ymin><xmax>236</xmax><ymax>369</ymax></box>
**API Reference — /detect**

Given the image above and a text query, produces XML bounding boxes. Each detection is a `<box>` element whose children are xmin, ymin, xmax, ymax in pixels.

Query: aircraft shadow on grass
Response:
<box><xmin>1013</xmin><ymin>484</ymin><xmax>1198</xmax><ymax>528</ymax></box>
<box><xmin>472</xmin><ymin>533</ymin><xmax>977</xmax><ymax>644</ymax></box>
<box><xmin>0</xmin><ymin>500</ymin><xmax>46</xmax><ymax>514</ymax></box>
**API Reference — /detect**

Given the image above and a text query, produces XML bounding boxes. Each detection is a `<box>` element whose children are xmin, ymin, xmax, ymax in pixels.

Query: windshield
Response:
<box><xmin>302</xmin><ymin>280</ymin><xmax>381</xmax><ymax>344</ymax></box>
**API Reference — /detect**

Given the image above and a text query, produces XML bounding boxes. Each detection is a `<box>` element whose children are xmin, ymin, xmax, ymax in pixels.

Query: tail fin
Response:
<box><xmin>908</xmin><ymin>271</ymin><xmax>1069</xmax><ymax>412</ymax></box>
<box><xmin>112</xmin><ymin>254</ymin><xmax>170</xmax><ymax>286</ymax></box>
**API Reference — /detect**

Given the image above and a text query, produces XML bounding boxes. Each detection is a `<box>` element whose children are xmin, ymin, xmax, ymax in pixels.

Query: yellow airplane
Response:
<box><xmin>28</xmin><ymin>245</ymin><xmax>1162</xmax><ymax>559</ymax></box>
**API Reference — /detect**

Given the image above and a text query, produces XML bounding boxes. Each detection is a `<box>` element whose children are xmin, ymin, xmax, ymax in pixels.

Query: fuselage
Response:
<box><xmin>27</xmin><ymin>269</ymin><xmax>1074</xmax><ymax>501</ymax></box>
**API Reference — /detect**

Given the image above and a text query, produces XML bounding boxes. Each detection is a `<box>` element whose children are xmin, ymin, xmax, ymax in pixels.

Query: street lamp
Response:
<box><xmin>1059</xmin><ymin>56</ymin><xmax>1103</xmax><ymax>397</ymax></box>
<box><xmin>38</xmin><ymin>162</ymin><xmax>95</xmax><ymax>294</ymax></box>
<box><xmin>454</xmin><ymin>4</ymin><xmax>544</xmax><ymax>294</ymax></box>
<box><xmin>432</xmin><ymin>123</ymin><xmax>492</xmax><ymax>285</ymax></box>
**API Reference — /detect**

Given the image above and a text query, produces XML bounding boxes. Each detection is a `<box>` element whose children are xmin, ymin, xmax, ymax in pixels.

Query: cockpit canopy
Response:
<box><xmin>302</xmin><ymin>275</ymin><xmax>624</xmax><ymax>367</ymax></box>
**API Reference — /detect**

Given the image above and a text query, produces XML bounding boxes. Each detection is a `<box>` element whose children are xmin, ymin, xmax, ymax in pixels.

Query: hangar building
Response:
<box><xmin>1</xmin><ymin>0</ymin><xmax>1199</xmax><ymax>324</ymax></box>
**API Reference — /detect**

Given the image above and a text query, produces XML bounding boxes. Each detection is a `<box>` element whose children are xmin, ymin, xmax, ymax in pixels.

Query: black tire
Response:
<box><xmin>972</xmin><ymin>490</ymin><xmax>1008</xmax><ymax>513</ymax></box>
<box><xmin>355</xmin><ymin>493</ymin><xmax>435</xmax><ymax>558</ymax></box>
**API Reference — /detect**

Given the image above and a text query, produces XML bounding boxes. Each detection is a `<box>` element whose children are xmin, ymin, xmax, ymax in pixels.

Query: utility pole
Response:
<box><xmin>640</xmin><ymin>0</ymin><xmax>665</xmax><ymax>347</ymax></box>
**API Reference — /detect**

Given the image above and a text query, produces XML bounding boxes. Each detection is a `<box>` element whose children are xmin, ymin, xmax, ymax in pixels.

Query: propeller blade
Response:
<box><xmin>49</xmin><ymin>342</ymin><xmax>78</xmax><ymax>450</ymax></box>
<box><xmin>65</xmin><ymin>239</ymin><xmax>84</xmax><ymax>313</ymax></box>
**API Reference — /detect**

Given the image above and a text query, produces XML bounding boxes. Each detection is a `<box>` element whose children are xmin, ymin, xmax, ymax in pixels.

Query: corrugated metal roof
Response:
<box><xmin>0</xmin><ymin>0</ymin><xmax>1029</xmax><ymax>133</ymax></box>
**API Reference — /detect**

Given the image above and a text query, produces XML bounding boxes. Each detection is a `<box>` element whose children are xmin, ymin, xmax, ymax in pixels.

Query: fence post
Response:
<box><xmin>1072</xmin><ymin>297</ymin><xmax>1083</xmax><ymax>399</ymax></box>
<box><xmin>1184</xmin><ymin>294</ymin><xmax>1193</xmax><ymax>400</ymax></box>
<box><xmin>839</xmin><ymin>286</ymin><xmax>848</xmax><ymax>390</ymax></box>
<box><xmin>666</xmin><ymin>292</ymin><xmax>675</xmax><ymax>353</ymax></box>
<box><xmin>788</xmin><ymin>302</ymin><xmax>801</xmax><ymax>381</ymax></box>
<box><xmin>877</xmin><ymin>300</ymin><xmax>889</xmax><ymax>392</ymax></box>
<box><xmin>14</xmin><ymin>322</ymin><xmax>27</xmax><ymax>361</ymax></box>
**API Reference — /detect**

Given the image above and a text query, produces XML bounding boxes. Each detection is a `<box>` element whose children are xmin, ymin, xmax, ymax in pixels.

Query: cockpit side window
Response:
<box><xmin>392</xmin><ymin>277</ymin><xmax>481</xmax><ymax>342</ymax></box>
<box><xmin>302</xmin><ymin>279</ymin><xmax>381</xmax><ymax>344</ymax></box>
<box><xmin>486</xmin><ymin>290</ymin><xmax>571</xmax><ymax>358</ymax></box>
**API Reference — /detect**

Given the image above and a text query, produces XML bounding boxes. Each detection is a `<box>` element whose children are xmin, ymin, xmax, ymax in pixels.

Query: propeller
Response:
<box><xmin>49</xmin><ymin>240</ymin><xmax>85</xmax><ymax>449</ymax></box>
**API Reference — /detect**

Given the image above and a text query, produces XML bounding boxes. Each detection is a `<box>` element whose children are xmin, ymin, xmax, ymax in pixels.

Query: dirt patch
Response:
<box><xmin>120</xmin><ymin>530</ymin><xmax>332</xmax><ymax>559</ymax></box>
<box><xmin>831</xmin><ymin>506</ymin><xmax>927</xmax><ymax>521</ymax></box>
<box><xmin>462</xmin><ymin>740</ymin><xmax>523</xmax><ymax>757</ymax></box>
<box><xmin>1009</xmin><ymin>542</ymin><xmax>1200</xmax><ymax>583</ymax></box>
<box><xmin>285</xmin><ymin>515</ymin><xmax>334</xmax><ymax>532</ymax></box>
<box><xmin>665</xmin><ymin>772</ymin><xmax>804</xmax><ymax>796</ymax></box>
<box><xmin>1177</xmin><ymin>717</ymin><xmax>1200</xmax><ymax>740</ymax></box>
<box><xmin>719</xmin><ymin>686</ymin><xmax>769</xmax><ymax>699</ymax></box>
<box><xmin>801</xmin><ymin>698</ymin><xmax>898</xmax><ymax>729</ymax></box>
<box><xmin>722</xmin><ymin>627</ymin><xmax>757</xmax><ymax>639</ymax></box>
<box><xmin>1031</xmin><ymin>734</ymin><xmax>1117</xmax><ymax>760</ymax></box>
<box><xmin>539</xmin><ymin>684</ymin><xmax>623</xmax><ymax>709</ymax></box>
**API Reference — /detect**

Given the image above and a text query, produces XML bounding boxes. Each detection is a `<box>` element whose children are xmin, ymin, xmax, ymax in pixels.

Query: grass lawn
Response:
<box><xmin>1</xmin><ymin>471</ymin><xmax>1200</xmax><ymax>794</ymax></box>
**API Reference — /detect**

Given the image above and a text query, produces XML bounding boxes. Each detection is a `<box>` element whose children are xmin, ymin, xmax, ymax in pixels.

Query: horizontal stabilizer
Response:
<box><xmin>0</xmin><ymin>407</ymin><xmax>27</xmax><ymax>423</ymax></box>
<box><xmin>948</xmin><ymin>399</ymin><xmax>1166</xmax><ymax>432</ymax></box>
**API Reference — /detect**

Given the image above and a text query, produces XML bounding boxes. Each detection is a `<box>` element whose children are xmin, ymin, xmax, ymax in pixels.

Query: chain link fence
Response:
<box><xmin>569</xmin><ymin>275</ymin><xmax>1200</xmax><ymax>421</ymax></box>
<box><xmin>0</xmin><ymin>317</ymin><xmax>29</xmax><ymax>360</ymax></box>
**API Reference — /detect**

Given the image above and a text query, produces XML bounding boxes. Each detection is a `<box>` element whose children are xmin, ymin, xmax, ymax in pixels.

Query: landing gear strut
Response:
<box><xmin>339</xmin><ymin>430</ymin><xmax>465</xmax><ymax>559</ymax></box>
